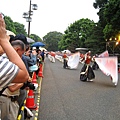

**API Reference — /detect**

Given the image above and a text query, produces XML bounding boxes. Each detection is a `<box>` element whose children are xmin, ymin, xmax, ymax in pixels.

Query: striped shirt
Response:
<box><xmin>0</xmin><ymin>54</ymin><xmax>19</xmax><ymax>88</ymax></box>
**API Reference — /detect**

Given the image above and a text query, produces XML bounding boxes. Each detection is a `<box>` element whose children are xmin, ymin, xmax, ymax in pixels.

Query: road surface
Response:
<box><xmin>37</xmin><ymin>57</ymin><xmax>120</xmax><ymax>120</ymax></box>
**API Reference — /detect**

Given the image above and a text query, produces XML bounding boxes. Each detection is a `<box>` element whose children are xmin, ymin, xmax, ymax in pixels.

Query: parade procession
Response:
<box><xmin>0</xmin><ymin>0</ymin><xmax>120</xmax><ymax>120</ymax></box>
<box><xmin>48</xmin><ymin>49</ymin><xmax>119</xmax><ymax>86</ymax></box>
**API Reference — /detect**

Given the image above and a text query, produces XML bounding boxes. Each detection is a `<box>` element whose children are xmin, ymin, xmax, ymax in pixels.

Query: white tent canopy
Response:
<box><xmin>27</xmin><ymin>37</ymin><xmax>35</xmax><ymax>43</ymax></box>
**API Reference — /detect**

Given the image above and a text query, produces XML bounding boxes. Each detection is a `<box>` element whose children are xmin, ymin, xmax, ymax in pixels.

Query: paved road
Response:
<box><xmin>38</xmin><ymin>58</ymin><xmax>120</xmax><ymax>120</ymax></box>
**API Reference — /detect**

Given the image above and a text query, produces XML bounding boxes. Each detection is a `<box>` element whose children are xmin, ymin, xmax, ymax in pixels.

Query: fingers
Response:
<box><xmin>0</xmin><ymin>16</ymin><xmax>8</xmax><ymax>42</ymax></box>
<box><xmin>0</xmin><ymin>16</ymin><xmax>5</xmax><ymax>31</ymax></box>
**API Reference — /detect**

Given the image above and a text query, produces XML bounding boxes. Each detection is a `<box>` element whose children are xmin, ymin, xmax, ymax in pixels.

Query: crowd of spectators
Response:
<box><xmin>0</xmin><ymin>15</ymin><xmax>45</xmax><ymax>120</ymax></box>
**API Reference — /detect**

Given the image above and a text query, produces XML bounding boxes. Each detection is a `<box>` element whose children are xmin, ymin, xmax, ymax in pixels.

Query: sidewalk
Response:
<box><xmin>29</xmin><ymin>76</ymin><xmax>42</xmax><ymax>120</ymax></box>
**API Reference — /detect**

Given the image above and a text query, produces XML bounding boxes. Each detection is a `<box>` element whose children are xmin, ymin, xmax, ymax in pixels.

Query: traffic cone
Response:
<box><xmin>32</xmin><ymin>72</ymin><xmax>38</xmax><ymax>90</ymax></box>
<box><xmin>25</xmin><ymin>90</ymin><xmax>37</xmax><ymax>110</ymax></box>
<box><xmin>38</xmin><ymin>64</ymin><xmax>43</xmax><ymax>78</ymax></box>
<box><xmin>32</xmin><ymin>72</ymin><xmax>38</xmax><ymax>84</ymax></box>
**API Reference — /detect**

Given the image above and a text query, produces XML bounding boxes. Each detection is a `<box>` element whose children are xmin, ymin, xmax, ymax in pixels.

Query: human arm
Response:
<box><xmin>8</xmin><ymin>83</ymin><xmax>24</xmax><ymax>92</ymax></box>
<box><xmin>0</xmin><ymin>16</ymin><xmax>29</xmax><ymax>83</ymax></box>
<box><xmin>26</xmin><ymin>56</ymin><xmax>35</xmax><ymax>66</ymax></box>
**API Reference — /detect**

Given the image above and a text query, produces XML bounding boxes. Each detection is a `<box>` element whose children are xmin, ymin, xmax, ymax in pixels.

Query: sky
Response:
<box><xmin>0</xmin><ymin>0</ymin><xmax>99</xmax><ymax>38</ymax></box>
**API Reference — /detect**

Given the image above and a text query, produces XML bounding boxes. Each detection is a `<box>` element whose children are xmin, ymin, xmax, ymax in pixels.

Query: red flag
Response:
<box><xmin>95</xmin><ymin>57</ymin><xmax>118</xmax><ymax>86</ymax></box>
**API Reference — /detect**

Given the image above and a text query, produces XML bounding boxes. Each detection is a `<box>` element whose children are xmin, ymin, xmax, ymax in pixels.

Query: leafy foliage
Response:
<box><xmin>59</xmin><ymin>18</ymin><xmax>96</xmax><ymax>52</ymax></box>
<box><xmin>93</xmin><ymin>0</ymin><xmax>120</xmax><ymax>54</ymax></box>
<box><xmin>103</xmin><ymin>0</ymin><xmax>120</xmax><ymax>39</ymax></box>
<box><xmin>4</xmin><ymin>16</ymin><xmax>16</xmax><ymax>34</ymax></box>
<box><xmin>3</xmin><ymin>0</ymin><xmax>120</xmax><ymax>55</ymax></box>
<box><xmin>43</xmin><ymin>31</ymin><xmax>63</xmax><ymax>51</ymax></box>
<box><xmin>14</xmin><ymin>22</ymin><xmax>27</xmax><ymax>36</ymax></box>
<box><xmin>30</xmin><ymin>34</ymin><xmax>42</xmax><ymax>42</ymax></box>
<box><xmin>4</xmin><ymin>15</ymin><xmax>41</xmax><ymax>41</ymax></box>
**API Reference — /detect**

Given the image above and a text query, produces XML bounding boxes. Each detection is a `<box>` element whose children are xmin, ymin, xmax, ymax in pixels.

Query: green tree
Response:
<box><xmin>93</xmin><ymin>0</ymin><xmax>120</xmax><ymax>54</ymax></box>
<box><xmin>92</xmin><ymin>0</ymin><xmax>109</xmax><ymax>54</ymax></box>
<box><xmin>14</xmin><ymin>22</ymin><xmax>27</xmax><ymax>36</ymax></box>
<box><xmin>43</xmin><ymin>31</ymin><xmax>63</xmax><ymax>51</ymax></box>
<box><xmin>30</xmin><ymin>34</ymin><xmax>42</xmax><ymax>42</ymax></box>
<box><xmin>4</xmin><ymin>15</ymin><xmax>42</xmax><ymax>42</ymax></box>
<box><xmin>59</xmin><ymin>18</ymin><xmax>96</xmax><ymax>52</ymax></box>
<box><xmin>4</xmin><ymin>16</ymin><xmax>16</xmax><ymax>34</ymax></box>
<box><xmin>85</xmin><ymin>23</ymin><xmax>105</xmax><ymax>54</ymax></box>
<box><xmin>103</xmin><ymin>0</ymin><xmax>120</xmax><ymax>39</ymax></box>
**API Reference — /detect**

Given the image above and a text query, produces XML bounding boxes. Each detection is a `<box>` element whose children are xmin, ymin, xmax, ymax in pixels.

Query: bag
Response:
<box><xmin>29</xmin><ymin>64</ymin><xmax>38</xmax><ymax>72</ymax></box>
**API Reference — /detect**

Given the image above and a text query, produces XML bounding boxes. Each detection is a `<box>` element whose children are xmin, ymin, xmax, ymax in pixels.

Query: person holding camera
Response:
<box><xmin>14</xmin><ymin>34</ymin><xmax>36</xmax><ymax>119</ymax></box>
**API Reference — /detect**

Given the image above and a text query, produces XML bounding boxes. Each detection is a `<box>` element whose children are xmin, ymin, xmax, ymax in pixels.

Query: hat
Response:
<box><xmin>9</xmin><ymin>35</ymin><xmax>15</xmax><ymax>43</ymax></box>
<box><xmin>14</xmin><ymin>34</ymin><xmax>29</xmax><ymax>45</ymax></box>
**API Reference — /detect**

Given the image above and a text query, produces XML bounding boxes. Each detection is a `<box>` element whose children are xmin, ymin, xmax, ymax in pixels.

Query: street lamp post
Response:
<box><xmin>106</xmin><ymin>37</ymin><xmax>119</xmax><ymax>55</ymax></box>
<box><xmin>23</xmin><ymin>0</ymin><xmax>38</xmax><ymax>37</ymax></box>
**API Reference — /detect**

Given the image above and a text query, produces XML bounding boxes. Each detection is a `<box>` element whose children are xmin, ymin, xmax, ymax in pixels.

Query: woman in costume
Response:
<box><xmin>62</xmin><ymin>51</ymin><xmax>69</xmax><ymax>68</ymax></box>
<box><xmin>80</xmin><ymin>51</ymin><xmax>95</xmax><ymax>82</ymax></box>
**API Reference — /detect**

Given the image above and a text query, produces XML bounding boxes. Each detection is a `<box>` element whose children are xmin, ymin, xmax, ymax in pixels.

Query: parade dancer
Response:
<box><xmin>62</xmin><ymin>51</ymin><xmax>69</xmax><ymax>68</ymax></box>
<box><xmin>92</xmin><ymin>54</ymin><xmax>99</xmax><ymax>70</ymax></box>
<box><xmin>80</xmin><ymin>51</ymin><xmax>95</xmax><ymax>82</ymax></box>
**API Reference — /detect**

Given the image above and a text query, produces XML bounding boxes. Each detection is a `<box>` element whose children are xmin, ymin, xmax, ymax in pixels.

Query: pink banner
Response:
<box><xmin>98</xmin><ymin>50</ymin><xmax>109</xmax><ymax>57</ymax></box>
<box><xmin>95</xmin><ymin>57</ymin><xmax>118</xmax><ymax>86</ymax></box>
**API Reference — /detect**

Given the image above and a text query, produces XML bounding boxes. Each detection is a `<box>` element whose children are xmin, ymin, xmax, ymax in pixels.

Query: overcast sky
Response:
<box><xmin>0</xmin><ymin>0</ymin><xmax>99</xmax><ymax>38</ymax></box>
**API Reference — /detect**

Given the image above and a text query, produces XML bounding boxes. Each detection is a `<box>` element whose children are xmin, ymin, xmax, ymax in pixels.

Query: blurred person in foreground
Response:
<box><xmin>0</xmin><ymin>15</ymin><xmax>29</xmax><ymax>119</ymax></box>
<box><xmin>0</xmin><ymin>40</ymin><xmax>26</xmax><ymax>120</ymax></box>
<box><xmin>0</xmin><ymin>14</ymin><xmax>29</xmax><ymax>89</ymax></box>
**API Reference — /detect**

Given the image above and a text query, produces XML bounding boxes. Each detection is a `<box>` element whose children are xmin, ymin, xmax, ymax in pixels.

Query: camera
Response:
<box><xmin>21</xmin><ymin>81</ymin><xmax>35</xmax><ymax>90</ymax></box>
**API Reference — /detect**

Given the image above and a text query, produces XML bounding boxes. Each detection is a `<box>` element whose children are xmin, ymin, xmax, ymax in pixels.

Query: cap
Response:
<box><xmin>14</xmin><ymin>34</ymin><xmax>29</xmax><ymax>45</ymax></box>
<box><xmin>9</xmin><ymin>35</ymin><xmax>15</xmax><ymax>43</ymax></box>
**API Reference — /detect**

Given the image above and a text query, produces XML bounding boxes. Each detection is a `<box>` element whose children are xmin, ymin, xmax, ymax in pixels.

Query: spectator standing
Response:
<box><xmin>14</xmin><ymin>34</ymin><xmax>34</xmax><ymax>119</ymax></box>
<box><xmin>0</xmin><ymin>14</ymin><xmax>29</xmax><ymax>120</ymax></box>
<box><xmin>24</xmin><ymin>46</ymin><xmax>35</xmax><ymax>76</ymax></box>
<box><xmin>0</xmin><ymin>40</ymin><xmax>25</xmax><ymax>120</ymax></box>
<box><xmin>30</xmin><ymin>47</ymin><xmax>37</xmax><ymax>65</ymax></box>
<box><xmin>36</xmin><ymin>49</ymin><xmax>42</xmax><ymax>66</ymax></box>
<box><xmin>41</xmin><ymin>49</ymin><xmax>45</xmax><ymax>62</ymax></box>
<box><xmin>0</xmin><ymin>15</ymin><xmax>29</xmax><ymax>85</ymax></box>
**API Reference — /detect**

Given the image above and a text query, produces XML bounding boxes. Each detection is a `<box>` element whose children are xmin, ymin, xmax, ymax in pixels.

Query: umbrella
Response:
<box><xmin>27</xmin><ymin>37</ymin><xmax>35</xmax><ymax>43</ymax></box>
<box><xmin>31</xmin><ymin>42</ymin><xmax>45</xmax><ymax>47</ymax></box>
<box><xmin>6</xmin><ymin>30</ymin><xmax>16</xmax><ymax>36</ymax></box>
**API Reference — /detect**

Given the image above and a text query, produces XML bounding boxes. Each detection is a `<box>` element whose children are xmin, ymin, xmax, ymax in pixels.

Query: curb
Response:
<box><xmin>30</xmin><ymin>63</ymin><xmax>44</xmax><ymax>120</ymax></box>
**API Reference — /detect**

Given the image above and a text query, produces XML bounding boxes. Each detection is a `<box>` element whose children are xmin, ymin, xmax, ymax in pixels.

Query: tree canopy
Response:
<box><xmin>3</xmin><ymin>0</ymin><xmax>120</xmax><ymax>55</ymax></box>
<box><xmin>4</xmin><ymin>15</ymin><xmax>42</xmax><ymax>41</ymax></box>
<box><xmin>58</xmin><ymin>18</ymin><xmax>97</xmax><ymax>52</ymax></box>
<box><xmin>43</xmin><ymin>31</ymin><xmax>63</xmax><ymax>51</ymax></box>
